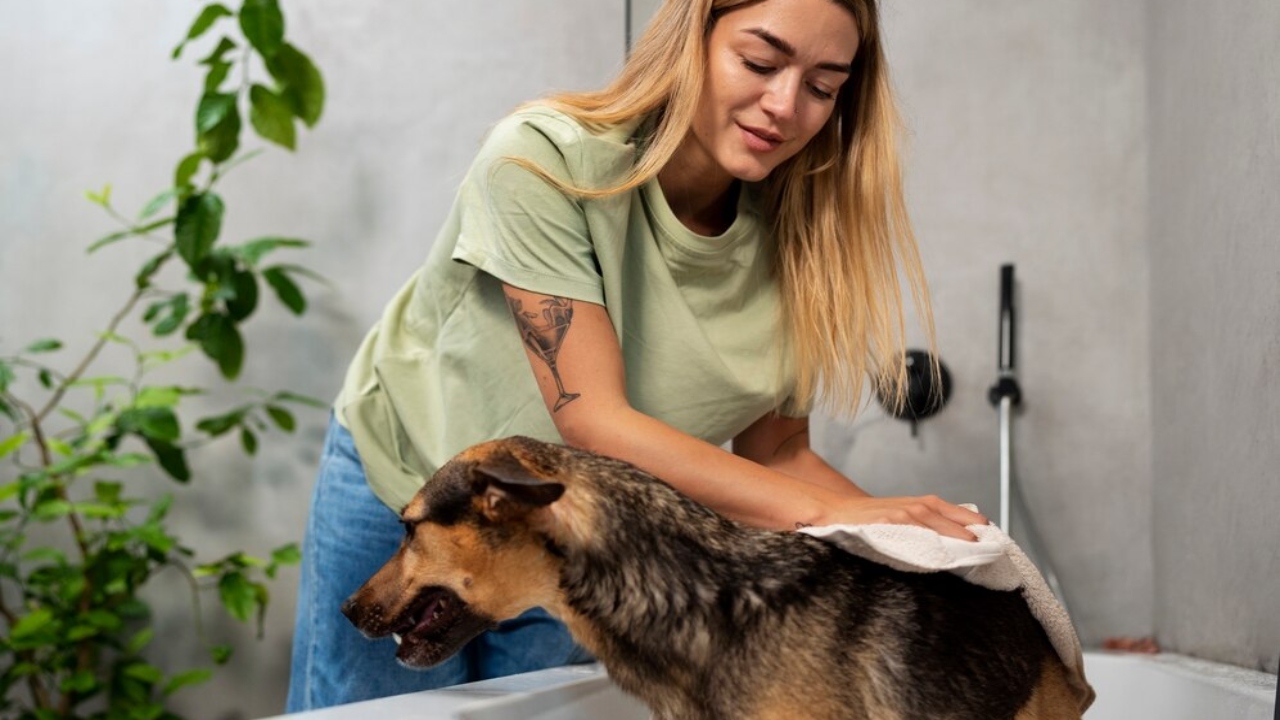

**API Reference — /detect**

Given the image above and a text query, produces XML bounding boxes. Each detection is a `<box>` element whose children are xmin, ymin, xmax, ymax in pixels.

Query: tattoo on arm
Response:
<box><xmin>505</xmin><ymin>293</ymin><xmax>581</xmax><ymax>411</ymax></box>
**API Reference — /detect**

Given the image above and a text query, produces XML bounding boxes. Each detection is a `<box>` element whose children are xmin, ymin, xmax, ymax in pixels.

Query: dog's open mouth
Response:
<box><xmin>387</xmin><ymin>586</ymin><xmax>496</xmax><ymax>669</ymax></box>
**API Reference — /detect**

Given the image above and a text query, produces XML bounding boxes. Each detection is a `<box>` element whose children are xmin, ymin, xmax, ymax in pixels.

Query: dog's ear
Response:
<box><xmin>474</xmin><ymin>452</ymin><xmax>565</xmax><ymax>524</ymax></box>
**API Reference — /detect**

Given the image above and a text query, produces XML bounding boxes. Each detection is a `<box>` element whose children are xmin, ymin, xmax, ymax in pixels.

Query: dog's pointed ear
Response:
<box><xmin>474</xmin><ymin>452</ymin><xmax>565</xmax><ymax>524</ymax></box>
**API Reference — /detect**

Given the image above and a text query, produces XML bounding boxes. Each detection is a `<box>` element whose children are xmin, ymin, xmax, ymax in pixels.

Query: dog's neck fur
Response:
<box><xmin>544</xmin><ymin>462</ymin><xmax>851</xmax><ymax>716</ymax></box>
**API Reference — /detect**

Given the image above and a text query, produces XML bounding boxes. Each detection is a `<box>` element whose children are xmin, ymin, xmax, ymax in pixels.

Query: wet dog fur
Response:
<box><xmin>342</xmin><ymin>436</ymin><xmax>1083</xmax><ymax>720</ymax></box>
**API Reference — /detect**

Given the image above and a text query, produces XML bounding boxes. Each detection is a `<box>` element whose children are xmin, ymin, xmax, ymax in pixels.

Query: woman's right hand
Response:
<box><xmin>816</xmin><ymin>494</ymin><xmax>988</xmax><ymax>541</ymax></box>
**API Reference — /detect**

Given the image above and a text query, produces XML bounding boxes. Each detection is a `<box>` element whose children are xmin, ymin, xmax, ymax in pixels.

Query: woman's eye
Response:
<box><xmin>808</xmin><ymin>84</ymin><xmax>836</xmax><ymax>100</ymax></box>
<box><xmin>741</xmin><ymin>58</ymin><xmax>773</xmax><ymax>74</ymax></box>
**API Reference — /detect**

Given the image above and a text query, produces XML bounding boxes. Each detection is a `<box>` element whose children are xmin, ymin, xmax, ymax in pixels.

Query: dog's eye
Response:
<box><xmin>400</xmin><ymin>520</ymin><xmax>413</xmax><ymax>538</ymax></box>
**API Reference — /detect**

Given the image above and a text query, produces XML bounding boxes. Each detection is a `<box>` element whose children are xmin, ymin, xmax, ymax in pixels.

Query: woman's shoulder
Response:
<box><xmin>480</xmin><ymin>104</ymin><xmax>643</xmax><ymax>181</ymax></box>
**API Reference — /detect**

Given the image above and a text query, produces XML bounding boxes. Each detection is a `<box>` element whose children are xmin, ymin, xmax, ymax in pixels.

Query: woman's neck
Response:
<box><xmin>657</xmin><ymin>138</ymin><xmax>740</xmax><ymax>236</ymax></box>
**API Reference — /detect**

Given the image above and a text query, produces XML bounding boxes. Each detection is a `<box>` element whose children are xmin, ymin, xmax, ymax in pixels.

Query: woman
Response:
<box><xmin>287</xmin><ymin>0</ymin><xmax>985</xmax><ymax>711</ymax></box>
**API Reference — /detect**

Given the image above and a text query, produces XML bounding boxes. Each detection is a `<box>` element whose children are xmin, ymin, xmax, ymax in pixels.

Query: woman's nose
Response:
<box><xmin>760</xmin><ymin>73</ymin><xmax>801</xmax><ymax>118</ymax></box>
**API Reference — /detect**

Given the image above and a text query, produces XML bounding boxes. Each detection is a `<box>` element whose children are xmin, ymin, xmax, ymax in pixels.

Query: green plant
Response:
<box><xmin>0</xmin><ymin>2</ymin><xmax>326</xmax><ymax>717</ymax></box>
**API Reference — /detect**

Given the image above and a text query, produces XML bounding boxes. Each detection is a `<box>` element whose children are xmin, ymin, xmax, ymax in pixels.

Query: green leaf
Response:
<box><xmin>147</xmin><ymin>494</ymin><xmax>174</xmax><ymax>522</ymax></box>
<box><xmin>118</xmin><ymin>407</ymin><xmax>181</xmax><ymax>442</ymax></box>
<box><xmin>200</xmin><ymin>36</ymin><xmax>238</xmax><ymax>66</ymax></box>
<box><xmin>262</xmin><ymin>266</ymin><xmax>305</xmax><ymax>314</ymax></box>
<box><xmin>47</xmin><ymin>438</ymin><xmax>73</xmax><ymax>456</ymax></box>
<box><xmin>175</xmin><ymin>152</ymin><xmax>205</xmax><ymax>189</ymax></box>
<box><xmin>84</xmin><ymin>184</ymin><xmax>112</xmax><ymax>207</ymax></box>
<box><xmin>196</xmin><ymin>408</ymin><xmax>246</xmax><ymax>437</ymax></box>
<box><xmin>10</xmin><ymin>608</ymin><xmax>55</xmax><ymax>639</ymax></box>
<box><xmin>240</xmin><ymin>427</ymin><xmax>258</xmax><ymax>455</ymax></box>
<box><xmin>225</xmin><ymin>267</ymin><xmax>259</xmax><ymax>322</ymax></box>
<box><xmin>196</xmin><ymin>95</ymin><xmax>241</xmax><ymax>163</ymax></box>
<box><xmin>229</xmin><ymin>237</ymin><xmax>308</xmax><ymax>266</ymax></box>
<box><xmin>204</xmin><ymin>58</ymin><xmax>233</xmax><ymax>93</ymax></box>
<box><xmin>105</xmin><ymin>452</ymin><xmax>152</xmax><ymax>468</ymax></box>
<box><xmin>38</xmin><ymin>368</ymin><xmax>54</xmax><ymax>389</ymax></box>
<box><xmin>265</xmin><ymin>405</ymin><xmax>295</xmax><ymax>432</ymax></box>
<box><xmin>264</xmin><ymin>43</ymin><xmax>325</xmax><ymax>127</ymax></box>
<box><xmin>135</xmin><ymin>386</ymin><xmax>189</xmax><ymax>409</ymax></box>
<box><xmin>0</xmin><ymin>432</ymin><xmax>30</xmax><ymax>460</ymax></box>
<box><xmin>87</xmin><ymin>229</ymin><xmax>130</xmax><ymax>253</ymax></box>
<box><xmin>274</xmin><ymin>390</ymin><xmax>328</xmax><ymax>409</ymax></box>
<box><xmin>139</xmin><ymin>187</ymin><xmax>180</xmax><ymax>219</ymax></box>
<box><xmin>73</xmin><ymin>501</ymin><xmax>126</xmax><ymax>519</ymax></box>
<box><xmin>144</xmin><ymin>439</ymin><xmax>190</xmax><ymax>482</ymax></box>
<box><xmin>239</xmin><ymin>0</ymin><xmax>284</xmax><ymax>57</ymax></box>
<box><xmin>163</xmin><ymin>668</ymin><xmax>214</xmax><ymax>696</ymax></box>
<box><xmin>0</xmin><ymin>480</ymin><xmax>21</xmax><ymax>502</ymax></box>
<box><xmin>152</xmin><ymin>293</ymin><xmax>191</xmax><ymax>337</ymax></box>
<box><xmin>33</xmin><ymin>499</ymin><xmax>73</xmax><ymax>522</ymax></box>
<box><xmin>136</xmin><ymin>249</ymin><xmax>174</xmax><ymax>289</ymax></box>
<box><xmin>123</xmin><ymin>662</ymin><xmax>164</xmax><ymax>685</ymax></box>
<box><xmin>126</xmin><ymin>627</ymin><xmax>155</xmax><ymax>654</ymax></box>
<box><xmin>217</xmin><ymin>571</ymin><xmax>258</xmax><ymax>622</ymax></box>
<box><xmin>21</xmin><ymin>547</ymin><xmax>66</xmax><ymax>564</ymax></box>
<box><xmin>172</xmin><ymin>3</ymin><xmax>234</xmax><ymax>59</ymax></box>
<box><xmin>249</xmin><ymin>83</ymin><xmax>296</xmax><ymax>150</ymax></box>
<box><xmin>25</xmin><ymin>339</ymin><xmax>62</xmax><ymax>353</ymax></box>
<box><xmin>210</xmin><ymin>644</ymin><xmax>233</xmax><ymax>665</ymax></box>
<box><xmin>60</xmin><ymin>669</ymin><xmax>98</xmax><ymax>694</ymax></box>
<box><xmin>196</xmin><ymin>92</ymin><xmax>235</xmax><ymax>134</ymax></box>
<box><xmin>271</xmin><ymin>543</ymin><xmax>301</xmax><ymax>566</ymax></box>
<box><xmin>175</xmin><ymin>192</ymin><xmax>224</xmax><ymax>267</ymax></box>
<box><xmin>95</xmin><ymin>481</ymin><xmax>124</xmax><ymax>503</ymax></box>
<box><xmin>186</xmin><ymin>312</ymin><xmax>244</xmax><ymax>379</ymax></box>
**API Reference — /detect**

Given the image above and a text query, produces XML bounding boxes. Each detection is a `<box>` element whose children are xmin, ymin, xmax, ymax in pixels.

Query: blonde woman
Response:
<box><xmin>287</xmin><ymin>0</ymin><xmax>984</xmax><ymax>711</ymax></box>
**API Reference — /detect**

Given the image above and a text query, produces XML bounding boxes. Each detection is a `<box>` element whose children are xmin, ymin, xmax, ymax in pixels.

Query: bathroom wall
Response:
<box><xmin>808</xmin><ymin>1</ymin><xmax>1154</xmax><ymax>648</ymax></box>
<box><xmin>1146</xmin><ymin>1</ymin><xmax>1280</xmax><ymax>673</ymax></box>
<box><xmin>0</xmin><ymin>2</ymin><xmax>623</xmax><ymax>718</ymax></box>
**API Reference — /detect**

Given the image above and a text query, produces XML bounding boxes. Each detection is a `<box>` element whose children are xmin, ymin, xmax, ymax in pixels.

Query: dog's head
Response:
<box><xmin>340</xmin><ymin>436</ymin><xmax>589</xmax><ymax>669</ymax></box>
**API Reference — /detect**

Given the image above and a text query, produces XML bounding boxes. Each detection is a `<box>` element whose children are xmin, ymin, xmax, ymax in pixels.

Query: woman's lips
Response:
<box><xmin>739</xmin><ymin>123</ymin><xmax>784</xmax><ymax>152</ymax></box>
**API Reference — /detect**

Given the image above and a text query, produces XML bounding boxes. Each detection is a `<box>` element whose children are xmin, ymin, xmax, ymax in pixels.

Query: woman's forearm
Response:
<box><xmin>559</xmin><ymin>407</ymin><xmax>844</xmax><ymax>531</ymax></box>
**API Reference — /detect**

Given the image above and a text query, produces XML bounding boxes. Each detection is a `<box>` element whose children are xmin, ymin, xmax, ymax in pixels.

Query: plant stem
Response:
<box><xmin>34</xmin><ymin>286</ymin><xmax>146</xmax><ymax>424</ymax></box>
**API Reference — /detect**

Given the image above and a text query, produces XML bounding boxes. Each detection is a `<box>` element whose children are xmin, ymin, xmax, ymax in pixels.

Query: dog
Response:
<box><xmin>342</xmin><ymin>436</ymin><xmax>1085</xmax><ymax>720</ymax></box>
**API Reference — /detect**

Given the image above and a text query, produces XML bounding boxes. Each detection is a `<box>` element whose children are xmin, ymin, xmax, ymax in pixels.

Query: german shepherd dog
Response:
<box><xmin>342</xmin><ymin>436</ymin><xmax>1086</xmax><ymax>720</ymax></box>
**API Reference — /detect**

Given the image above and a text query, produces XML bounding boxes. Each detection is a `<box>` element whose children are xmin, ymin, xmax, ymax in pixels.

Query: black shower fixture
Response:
<box><xmin>875</xmin><ymin>349</ymin><xmax>952</xmax><ymax>436</ymax></box>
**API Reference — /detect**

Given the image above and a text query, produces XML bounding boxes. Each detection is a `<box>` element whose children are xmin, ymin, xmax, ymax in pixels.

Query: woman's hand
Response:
<box><xmin>735</xmin><ymin>413</ymin><xmax>987</xmax><ymax>539</ymax></box>
<box><xmin>815</xmin><ymin>494</ymin><xmax>987</xmax><ymax>541</ymax></box>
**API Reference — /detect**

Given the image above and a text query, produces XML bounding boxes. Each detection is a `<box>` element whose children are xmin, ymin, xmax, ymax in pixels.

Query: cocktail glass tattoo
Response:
<box><xmin>508</xmin><ymin>295</ymin><xmax>581</xmax><ymax>411</ymax></box>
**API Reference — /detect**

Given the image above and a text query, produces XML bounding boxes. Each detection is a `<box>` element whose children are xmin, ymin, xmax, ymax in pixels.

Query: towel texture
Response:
<box><xmin>800</xmin><ymin>517</ymin><xmax>1095</xmax><ymax>712</ymax></box>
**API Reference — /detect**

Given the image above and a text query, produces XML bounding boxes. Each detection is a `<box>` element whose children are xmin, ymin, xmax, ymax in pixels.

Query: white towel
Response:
<box><xmin>800</xmin><ymin>514</ymin><xmax>1095</xmax><ymax>712</ymax></box>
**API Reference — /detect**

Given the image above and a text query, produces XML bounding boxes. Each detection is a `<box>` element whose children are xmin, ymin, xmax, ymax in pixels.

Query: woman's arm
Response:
<box><xmin>503</xmin><ymin>283</ymin><xmax>984</xmax><ymax>538</ymax></box>
<box><xmin>733</xmin><ymin>413</ymin><xmax>870</xmax><ymax>498</ymax></box>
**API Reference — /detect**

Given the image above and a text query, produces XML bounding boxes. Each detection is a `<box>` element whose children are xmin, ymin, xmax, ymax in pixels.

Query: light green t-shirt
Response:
<box><xmin>336</xmin><ymin>106</ymin><xmax>795</xmax><ymax>511</ymax></box>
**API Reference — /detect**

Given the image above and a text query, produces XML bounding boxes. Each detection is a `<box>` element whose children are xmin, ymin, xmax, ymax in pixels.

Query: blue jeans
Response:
<box><xmin>285</xmin><ymin>417</ymin><xmax>592</xmax><ymax>712</ymax></box>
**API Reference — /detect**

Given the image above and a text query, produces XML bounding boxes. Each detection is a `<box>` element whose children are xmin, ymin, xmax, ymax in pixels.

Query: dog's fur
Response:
<box><xmin>342</xmin><ymin>436</ymin><xmax>1083</xmax><ymax>720</ymax></box>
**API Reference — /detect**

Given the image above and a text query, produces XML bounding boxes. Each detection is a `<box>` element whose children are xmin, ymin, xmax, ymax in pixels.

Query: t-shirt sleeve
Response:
<box><xmin>450</xmin><ymin>114</ymin><xmax>604</xmax><ymax>305</ymax></box>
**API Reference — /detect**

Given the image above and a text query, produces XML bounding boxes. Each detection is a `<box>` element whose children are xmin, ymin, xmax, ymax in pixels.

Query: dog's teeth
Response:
<box><xmin>392</xmin><ymin>633</ymin><xmax>402</xmax><ymax>646</ymax></box>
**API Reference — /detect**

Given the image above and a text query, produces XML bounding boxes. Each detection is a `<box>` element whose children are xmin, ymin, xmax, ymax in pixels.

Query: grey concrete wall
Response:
<box><xmin>0</xmin><ymin>2</ymin><xmax>623</xmax><ymax>718</ymax></box>
<box><xmin>1147</xmin><ymin>1</ymin><xmax>1280</xmax><ymax>672</ymax></box>
<box><xmin>809</xmin><ymin>1</ymin><xmax>1154</xmax><ymax>647</ymax></box>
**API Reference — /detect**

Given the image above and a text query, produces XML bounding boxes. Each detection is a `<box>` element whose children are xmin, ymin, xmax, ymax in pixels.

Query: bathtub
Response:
<box><xmin>266</xmin><ymin>651</ymin><xmax>1277</xmax><ymax>720</ymax></box>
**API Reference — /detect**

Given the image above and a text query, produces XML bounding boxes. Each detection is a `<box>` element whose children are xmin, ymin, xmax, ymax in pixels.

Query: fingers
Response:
<box><xmin>843</xmin><ymin>496</ymin><xmax>987</xmax><ymax>541</ymax></box>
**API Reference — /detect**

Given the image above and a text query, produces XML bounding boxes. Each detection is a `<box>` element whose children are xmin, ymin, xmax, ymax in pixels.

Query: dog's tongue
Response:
<box><xmin>413</xmin><ymin>595</ymin><xmax>447</xmax><ymax>633</ymax></box>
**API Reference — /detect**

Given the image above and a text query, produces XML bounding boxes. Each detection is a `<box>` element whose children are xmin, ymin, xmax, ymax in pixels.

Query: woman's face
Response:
<box><xmin>685</xmin><ymin>0</ymin><xmax>860</xmax><ymax>185</ymax></box>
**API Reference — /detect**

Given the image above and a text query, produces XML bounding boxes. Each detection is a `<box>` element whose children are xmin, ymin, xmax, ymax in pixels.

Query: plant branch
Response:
<box><xmin>34</xmin><ymin>286</ymin><xmax>147</xmax><ymax>424</ymax></box>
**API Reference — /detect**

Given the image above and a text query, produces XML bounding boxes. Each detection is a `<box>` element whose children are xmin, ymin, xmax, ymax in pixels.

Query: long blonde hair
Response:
<box><xmin>523</xmin><ymin>0</ymin><xmax>935</xmax><ymax>417</ymax></box>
